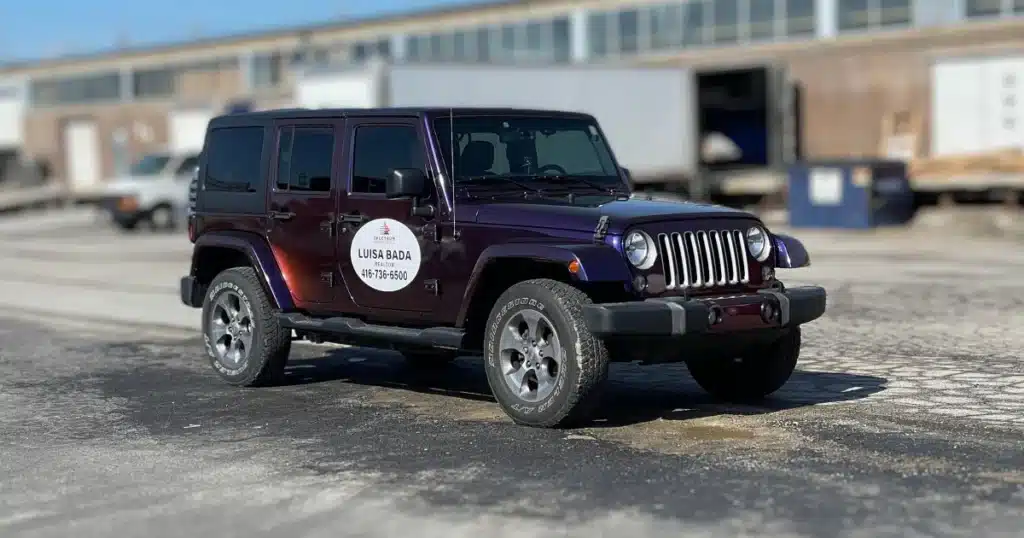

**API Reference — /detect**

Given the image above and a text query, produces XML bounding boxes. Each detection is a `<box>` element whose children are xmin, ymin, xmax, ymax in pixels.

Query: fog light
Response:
<box><xmin>760</xmin><ymin>302</ymin><xmax>778</xmax><ymax>323</ymax></box>
<box><xmin>708</xmin><ymin>305</ymin><xmax>723</xmax><ymax>326</ymax></box>
<box><xmin>632</xmin><ymin>274</ymin><xmax>647</xmax><ymax>292</ymax></box>
<box><xmin>762</xmin><ymin>266</ymin><xmax>775</xmax><ymax>282</ymax></box>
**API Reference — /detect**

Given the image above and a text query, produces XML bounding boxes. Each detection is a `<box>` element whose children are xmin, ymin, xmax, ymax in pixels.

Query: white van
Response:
<box><xmin>99</xmin><ymin>151</ymin><xmax>199</xmax><ymax>231</ymax></box>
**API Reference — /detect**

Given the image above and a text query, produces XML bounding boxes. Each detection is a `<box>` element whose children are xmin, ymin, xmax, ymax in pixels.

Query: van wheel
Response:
<box><xmin>202</xmin><ymin>267</ymin><xmax>291</xmax><ymax>386</ymax></box>
<box><xmin>483</xmin><ymin>278</ymin><xmax>609</xmax><ymax>428</ymax></box>
<box><xmin>686</xmin><ymin>327</ymin><xmax>800</xmax><ymax>402</ymax></box>
<box><xmin>148</xmin><ymin>204</ymin><xmax>176</xmax><ymax>231</ymax></box>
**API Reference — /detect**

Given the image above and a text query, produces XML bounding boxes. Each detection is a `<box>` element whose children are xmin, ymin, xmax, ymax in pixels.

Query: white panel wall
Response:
<box><xmin>169</xmin><ymin>108</ymin><xmax>214</xmax><ymax>154</ymax></box>
<box><xmin>295</xmin><ymin>68</ymin><xmax>381</xmax><ymax>109</ymax></box>
<box><xmin>931</xmin><ymin>55</ymin><xmax>1024</xmax><ymax>157</ymax></box>
<box><xmin>0</xmin><ymin>79</ymin><xmax>26</xmax><ymax>148</ymax></box>
<box><xmin>386</xmin><ymin>64</ymin><xmax>699</xmax><ymax>177</ymax></box>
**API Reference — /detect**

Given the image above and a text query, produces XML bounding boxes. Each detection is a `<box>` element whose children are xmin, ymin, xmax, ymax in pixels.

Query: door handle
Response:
<box><xmin>269</xmin><ymin>210</ymin><xmax>295</xmax><ymax>221</ymax></box>
<box><xmin>338</xmin><ymin>213</ymin><xmax>369</xmax><ymax>226</ymax></box>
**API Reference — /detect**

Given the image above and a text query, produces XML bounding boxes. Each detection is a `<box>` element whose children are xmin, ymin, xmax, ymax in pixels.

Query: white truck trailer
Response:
<box><xmin>293</xmin><ymin>61</ymin><xmax>799</xmax><ymax>204</ymax></box>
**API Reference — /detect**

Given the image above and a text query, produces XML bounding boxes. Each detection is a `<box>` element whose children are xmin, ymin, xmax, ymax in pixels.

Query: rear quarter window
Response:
<box><xmin>200</xmin><ymin>125</ymin><xmax>268</xmax><ymax>214</ymax></box>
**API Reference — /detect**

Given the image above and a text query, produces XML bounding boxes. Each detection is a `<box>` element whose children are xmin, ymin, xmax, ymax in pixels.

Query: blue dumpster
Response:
<box><xmin>787</xmin><ymin>159</ymin><xmax>916</xmax><ymax>229</ymax></box>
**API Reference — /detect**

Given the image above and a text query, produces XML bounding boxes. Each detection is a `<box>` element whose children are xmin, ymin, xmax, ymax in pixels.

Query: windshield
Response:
<box><xmin>433</xmin><ymin>116</ymin><xmax>624</xmax><ymax>192</ymax></box>
<box><xmin>129</xmin><ymin>154</ymin><xmax>171</xmax><ymax>176</ymax></box>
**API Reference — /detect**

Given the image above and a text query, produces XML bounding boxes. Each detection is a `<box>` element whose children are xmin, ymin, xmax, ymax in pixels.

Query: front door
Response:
<box><xmin>266</xmin><ymin>119</ymin><xmax>342</xmax><ymax>307</ymax></box>
<box><xmin>335</xmin><ymin>117</ymin><xmax>442</xmax><ymax>314</ymax></box>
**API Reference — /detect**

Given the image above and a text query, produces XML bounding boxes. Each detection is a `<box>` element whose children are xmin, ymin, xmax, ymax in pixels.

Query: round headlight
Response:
<box><xmin>745</xmin><ymin>226</ymin><xmax>772</xmax><ymax>262</ymax></box>
<box><xmin>624</xmin><ymin>231</ymin><xmax>656</xmax><ymax>269</ymax></box>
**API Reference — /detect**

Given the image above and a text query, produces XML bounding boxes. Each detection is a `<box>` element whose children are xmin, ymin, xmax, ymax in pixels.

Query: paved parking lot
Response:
<box><xmin>0</xmin><ymin>210</ymin><xmax>1021</xmax><ymax>537</ymax></box>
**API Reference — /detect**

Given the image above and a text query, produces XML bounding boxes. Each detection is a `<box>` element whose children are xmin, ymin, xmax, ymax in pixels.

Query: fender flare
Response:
<box><xmin>773</xmin><ymin>233</ymin><xmax>811</xmax><ymax>268</ymax></box>
<box><xmin>191</xmin><ymin>231</ymin><xmax>295</xmax><ymax>310</ymax></box>
<box><xmin>455</xmin><ymin>242</ymin><xmax>631</xmax><ymax>326</ymax></box>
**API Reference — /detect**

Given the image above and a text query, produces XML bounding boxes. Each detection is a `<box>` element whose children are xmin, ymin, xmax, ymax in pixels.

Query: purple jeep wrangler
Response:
<box><xmin>179</xmin><ymin>107</ymin><xmax>825</xmax><ymax>428</ymax></box>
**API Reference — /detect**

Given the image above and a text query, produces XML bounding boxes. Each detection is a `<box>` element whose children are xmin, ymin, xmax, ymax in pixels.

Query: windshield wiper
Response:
<box><xmin>530</xmin><ymin>174</ymin><xmax>626</xmax><ymax>194</ymax></box>
<box><xmin>456</xmin><ymin>175</ymin><xmax>543</xmax><ymax>193</ymax></box>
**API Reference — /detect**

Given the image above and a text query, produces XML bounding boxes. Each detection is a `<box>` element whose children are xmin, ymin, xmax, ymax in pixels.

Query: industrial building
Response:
<box><xmin>0</xmin><ymin>0</ymin><xmax>1023</xmax><ymax>194</ymax></box>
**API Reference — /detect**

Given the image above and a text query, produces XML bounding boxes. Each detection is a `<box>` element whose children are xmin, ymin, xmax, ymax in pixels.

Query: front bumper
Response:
<box><xmin>581</xmin><ymin>285</ymin><xmax>826</xmax><ymax>338</ymax></box>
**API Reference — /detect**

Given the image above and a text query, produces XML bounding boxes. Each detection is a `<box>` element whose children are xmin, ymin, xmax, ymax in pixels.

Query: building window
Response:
<box><xmin>552</xmin><ymin>17</ymin><xmax>571</xmax><ymax>62</ymax></box>
<box><xmin>837</xmin><ymin>0</ymin><xmax>870</xmax><ymax>30</ymax></box>
<box><xmin>838</xmin><ymin>0</ymin><xmax>909</xmax><ymax>31</ymax></box>
<box><xmin>750</xmin><ymin>0</ymin><xmax>778</xmax><ymax>40</ymax></box>
<box><xmin>352</xmin><ymin>37</ymin><xmax>391</xmax><ymax>63</ymax></box>
<box><xmin>713</xmin><ymin>0</ymin><xmax>740</xmax><ymax>44</ymax></box>
<box><xmin>475</xmin><ymin>27</ymin><xmax>492</xmax><ymax>62</ymax></box>
<box><xmin>618</xmin><ymin>9</ymin><xmax>640</xmax><ymax>54</ymax></box>
<box><xmin>785</xmin><ymin>0</ymin><xmax>816</xmax><ymax>35</ymax></box>
<box><xmin>252</xmin><ymin>52</ymin><xmax>283</xmax><ymax>88</ymax></box>
<box><xmin>965</xmin><ymin>0</ymin><xmax>1003</xmax><ymax>17</ymax></box>
<box><xmin>878</xmin><ymin>0</ymin><xmax>912</xmax><ymax>26</ymax></box>
<box><xmin>588</xmin><ymin>12</ymin><xmax>610</xmax><ymax>58</ymax></box>
<box><xmin>648</xmin><ymin>3</ymin><xmax>685</xmax><ymax>50</ymax></box>
<box><xmin>133</xmin><ymin>68</ymin><xmax>176</xmax><ymax>99</ymax></box>
<box><xmin>683</xmin><ymin>0</ymin><xmax>708</xmax><ymax>46</ymax></box>
<box><xmin>29</xmin><ymin>72</ymin><xmax>121</xmax><ymax>106</ymax></box>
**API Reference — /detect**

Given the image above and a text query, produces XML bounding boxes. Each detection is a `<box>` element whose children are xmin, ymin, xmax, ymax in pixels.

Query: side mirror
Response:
<box><xmin>386</xmin><ymin>168</ymin><xmax>428</xmax><ymax>199</ymax></box>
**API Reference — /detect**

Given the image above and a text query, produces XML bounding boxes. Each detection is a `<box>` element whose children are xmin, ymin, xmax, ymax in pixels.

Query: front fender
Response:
<box><xmin>192</xmin><ymin>231</ymin><xmax>295</xmax><ymax>310</ymax></box>
<box><xmin>773</xmin><ymin>233</ymin><xmax>811</xmax><ymax>268</ymax></box>
<box><xmin>456</xmin><ymin>242</ymin><xmax>631</xmax><ymax>326</ymax></box>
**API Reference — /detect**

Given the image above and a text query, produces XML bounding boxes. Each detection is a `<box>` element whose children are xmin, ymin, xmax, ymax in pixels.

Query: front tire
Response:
<box><xmin>483</xmin><ymin>278</ymin><xmax>610</xmax><ymax>428</ymax></box>
<box><xmin>686</xmin><ymin>327</ymin><xmax>801</xmax><ymax>402</ymax></box>
<box><xmin>202</xmin><ymin>267</ymin><xmax>291</xmax><ymax>386</ymax></box>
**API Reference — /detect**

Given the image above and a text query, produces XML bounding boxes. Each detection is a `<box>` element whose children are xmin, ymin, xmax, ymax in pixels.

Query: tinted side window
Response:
<box><xmin>174</xmin><ymin>155</ymin><xmax>200</xmax><ymax>176</ymax></box>
<box><xmin>204</xmin><ymin>127</ymin><xmax>264</xmax><ymax>192</ymax></box>
<box><xmin>276</xmin><ymin>126</ymin><xmax>334</xmax><ymax>193</ymax></box>
<box><xmin>351</xmin><ymin>125</ymin><xmax>424</xmax><ymax>194</ymax></box>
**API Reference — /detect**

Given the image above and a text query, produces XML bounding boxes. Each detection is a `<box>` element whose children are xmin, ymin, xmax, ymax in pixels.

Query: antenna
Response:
<box><xmin>454</xmin><ymin>106</ymin><xmax>458</xmax><ymax>235</ymax></box>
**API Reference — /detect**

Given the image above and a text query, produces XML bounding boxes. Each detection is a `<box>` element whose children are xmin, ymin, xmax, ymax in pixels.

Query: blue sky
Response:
<box><xmin>2</xmin><ymin>0</ymin><xmax>477</xmax><ymax>62</ymax></box>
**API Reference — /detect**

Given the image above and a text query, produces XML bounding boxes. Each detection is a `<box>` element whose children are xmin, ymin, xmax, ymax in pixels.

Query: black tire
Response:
<box><xmin>202</xmin><ymin>267</ymin><xmax>291</xmax><ymax>387</ymax></box>
<box><xmin>400</xmin><ymin>349</ymin><xmax>459</xmax><ymax>368</ymax></box>
<box><xmin>686</xmin><ymin>327</ymin><xmax>800</xmax><ymax>402</ymax></box>
<box><xmin>147</xmin><ymin>204</ymin><xmax>176</xmax><ymax>231</ymax></box>
<box><xmin>482</xmin><ymin>278</ymin><xmax>610</xmax><ymax>428</ymax></box>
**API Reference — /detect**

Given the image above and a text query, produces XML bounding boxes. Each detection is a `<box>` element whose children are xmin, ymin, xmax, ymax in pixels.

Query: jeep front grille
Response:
<box><xmin>656</xmin><ymin>230</ymin><xmax>750</xmax><ymax>289</ymax></box>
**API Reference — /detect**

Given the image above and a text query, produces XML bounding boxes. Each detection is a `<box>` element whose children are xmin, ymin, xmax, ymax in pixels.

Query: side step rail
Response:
<box><xmin>276</xmin><ymin>313</ymin><xmax>467</xmax><ymax>350</ymax></box>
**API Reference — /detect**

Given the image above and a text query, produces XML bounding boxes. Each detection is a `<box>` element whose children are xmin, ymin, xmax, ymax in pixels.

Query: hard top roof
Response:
<box><xmin>208</xmin><ymin>107</ymin><xmax>596</xmax><ymax>127</ymax></box>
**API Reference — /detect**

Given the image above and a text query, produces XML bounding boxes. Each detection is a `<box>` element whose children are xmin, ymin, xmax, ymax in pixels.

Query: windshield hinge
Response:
<box><xmin>593</xmin><ymin>216</ymin><xmax>610</xmax><ymax>243</ymax></box>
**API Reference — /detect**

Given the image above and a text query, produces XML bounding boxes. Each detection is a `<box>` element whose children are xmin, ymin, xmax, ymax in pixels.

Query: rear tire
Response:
<box><xmin>482</xmin><ymin>278</ymin><xmax>609</xmax><ymax>428</ymax></box>
<box><xmin>686</xmin><ymin>327</ymin><xmax>800</xmax><ymax>402</ymax></box>
<box><xmin>202</xmin><ymin>267</ymin><xmax>291</xmax><ymax>387</ymax></box>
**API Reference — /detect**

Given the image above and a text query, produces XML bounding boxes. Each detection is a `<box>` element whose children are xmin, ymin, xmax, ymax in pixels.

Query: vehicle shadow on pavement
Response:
<box><xmin>283</xmin><ymin>346</ymin><xmax>888</xmax><ymax>428</ymax></box>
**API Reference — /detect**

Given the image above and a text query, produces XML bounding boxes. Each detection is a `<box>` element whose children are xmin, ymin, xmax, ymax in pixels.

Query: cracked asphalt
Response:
<box><xmin>0</xmin><ymin>209</ymin><xmax>1021</xmax><ymax>537</ymax></box>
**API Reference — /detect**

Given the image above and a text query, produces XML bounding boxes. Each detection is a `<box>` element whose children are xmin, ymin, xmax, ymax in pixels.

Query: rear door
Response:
<box><xmin>266</xmin><ymin>119</ymin><xmax>342</xmax><ymax>306</ymax></box>
<box><xmin>334</xmin><ymin>117</ymin><xmax>443</xmax><ymax>314</ymax></box>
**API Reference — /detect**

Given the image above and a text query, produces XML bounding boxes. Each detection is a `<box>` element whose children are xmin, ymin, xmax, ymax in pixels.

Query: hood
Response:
<box><xmin>463</xmin><ymin>195</ymin><xmax>756</xmax><ymax>234</ymax></box>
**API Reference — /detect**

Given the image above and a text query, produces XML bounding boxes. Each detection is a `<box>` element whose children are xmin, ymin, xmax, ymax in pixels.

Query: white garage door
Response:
<box><xmin>63</xmin><ymin>120</ymin><xmax>100</xmax><ymax>192</ymax></box>
<box><xmin>169</xmin><ymin>109</ymin><xmax>214</xmax><ymax>154</ymax></box>
<box><xmin>0</xmin><ymin>83</ymin><xmax>24</xmax><ymax>148</ymax></box>
<box><xmin>931</xmin><ymin>55</ymin><xmax>1024</xmax><ymax>156</ymax></box>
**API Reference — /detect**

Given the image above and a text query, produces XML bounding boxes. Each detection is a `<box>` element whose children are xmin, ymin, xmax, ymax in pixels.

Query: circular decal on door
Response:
<box><xmin>350</xmin><ymin>218</ymin><xmax>422</xmax><ymax>292</ymax></box>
